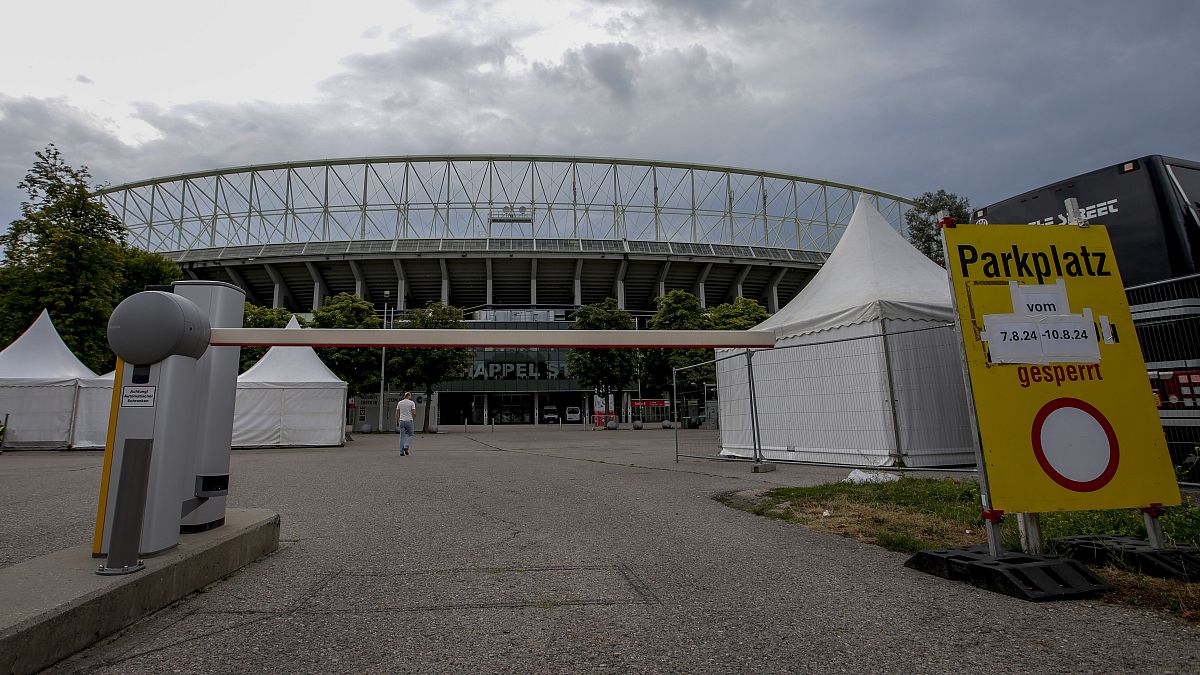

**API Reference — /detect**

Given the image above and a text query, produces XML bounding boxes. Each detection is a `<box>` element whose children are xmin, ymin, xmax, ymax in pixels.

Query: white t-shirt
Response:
<box><xmin>396</xmin><ymin>398</ymin><xmax>417</xmax><ymax>422</ymax></box>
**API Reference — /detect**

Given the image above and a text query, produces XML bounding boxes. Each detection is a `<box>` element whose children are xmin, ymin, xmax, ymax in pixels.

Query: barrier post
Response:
<box><xmin>672</xmin><ymin>367</ymin><xmax>679</xmax><ymax>463</ymax></box>
<box><xmin>745</xmin><ymin>349</ymin><xmax>774</xmax><ymax>472</ymax></box>
<box><xmin>1017</xmin><ymin>513</ymin><xmax>1042</xmax><ymax>555</ymax></box>
<box><xmin>1141</xmin><ymin>504</ymin><xmax>1166</xmax><ymax>549</ymax></box>
<box><xmin>940</xmin><ymin>221</ymin><xmax>1005</xmax><ymax>559</ymax></box>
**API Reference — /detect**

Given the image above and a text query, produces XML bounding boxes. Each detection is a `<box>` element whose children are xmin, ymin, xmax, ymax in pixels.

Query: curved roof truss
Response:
<box><xmin>94</xmin><ymin>155</ymin><xmax>914</xmax><ymax>254</ymax></box>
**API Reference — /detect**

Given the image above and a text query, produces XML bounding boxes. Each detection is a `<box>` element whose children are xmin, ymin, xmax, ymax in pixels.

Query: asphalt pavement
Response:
<box><xmin>2</xmin><ymin>428</ymin><xmax>1197</xmax><ymax>674</ymax></box>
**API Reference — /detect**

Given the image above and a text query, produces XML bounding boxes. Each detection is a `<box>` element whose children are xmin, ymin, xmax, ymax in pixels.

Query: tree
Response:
<box><xmin>904</xmin><ymin>189</ymin><xmax>971</xmax><ymax>267</ymax></box>
<box><xmin>641</xmin><ymin>290</ymin><xmax>709</xmax><ymax>397</ymax></box>
<box><xmin>708</xmin><ymin>296</ymin><xmax>769</xmax><ymax>331</ymax></box>
<box><xmin>309</xmin><ymin>293</ymin><xmax>382</xmax><ymax>397</ymax></box>
<box><xmin>118</xmin><ymin>246</ymin><xmax>183</xmax><ymax>301</ymax></box>
<box><xmin>566</xmin><ymin>298</ymin><xmax>638</xmax><ymax>417</ymax></box>
<box><xmin>387</xmin><ymin>302</ymin><xmax>474</xmax><ymax>433</ymax></box>
<box><xmin>0</xmin><ymin>145</ymin><xmax>179</xmax><ymax>372</ymax></box>
<box><xmin>240</xmin><ymin>303</ymin><xmax>297</xmax><ymax>372</ymax></box>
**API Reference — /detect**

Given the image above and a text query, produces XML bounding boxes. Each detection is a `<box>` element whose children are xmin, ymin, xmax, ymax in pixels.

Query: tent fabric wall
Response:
<box><xmin>232</xmin><ymin>317</ymin><xmax>347</xmax><ymax>448</ymax></box>
<box><xmin>716</xmin><ymin>199</ymin><xmax>975</xmax><ymax>467</ymax></box>
<box><xmin>70</xmin><ymin>372</ymin><xmax>116</xmax><ymax>448</ymax></box>
<box><xmin>0</xmin><ymin>310</ymin><xmax>98</xmax><ymax>449</ymax></box>
<box><xmin>883</xmin><ymin>319</ymin><xmax>975</xmax><ymax>467</ymax></box>
<box><xmin>0</xmin><ymin>379</ymin><xmax>80</xmax><ymax>448</ymax></box>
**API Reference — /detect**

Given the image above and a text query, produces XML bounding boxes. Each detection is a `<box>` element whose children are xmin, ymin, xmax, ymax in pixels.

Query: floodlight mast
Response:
<box><xmin>208</xmin><ymin>328</ymin><xmax>777</xmax><ymax>349</ymax></box>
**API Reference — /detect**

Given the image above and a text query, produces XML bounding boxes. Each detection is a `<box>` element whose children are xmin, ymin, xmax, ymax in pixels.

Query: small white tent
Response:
<box><xmin>71</xmin><ymin>370</ymin><xmax>116</xmax><ymax>448</ymax></box>
<box><xmin>233</xmin><ymin>317</ymin><xmax>347</xmax><ymax>447</ymax></box>
<box><xmin>0</xmin><ymin>310</ymin><xmax>98</xmax><ymax>448</ymax></box>
<box><xmin>717</xmin><ymin>199</ymin><xmax>975</xmax><ymax>467</ymax></box>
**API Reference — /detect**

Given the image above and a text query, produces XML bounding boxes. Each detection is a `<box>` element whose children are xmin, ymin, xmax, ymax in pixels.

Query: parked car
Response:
<box><xmin>564</xmin><ymin>406</ymin><xmax>582</xmax><ymax>423</ymax></box>
<box><xmin>542</xmin><ymin>406</ymin><xmax>560</xmax><ymax>424</ymax></box>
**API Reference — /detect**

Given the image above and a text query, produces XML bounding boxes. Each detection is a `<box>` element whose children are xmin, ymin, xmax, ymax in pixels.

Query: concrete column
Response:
<box><xmin>656</xmin><ymin>261</ymin><xmax>671</xmax><ymax>299</ymax></box>
<box><xmin>393</xmin><ymin>260</ymin><xmax>407</xmax><ymax>311</ymax></box>
<box><xmin>766</xmin><ymin>268</ymin><xmax>787</xmax><ymax>313</ymax></box>
<box><xmin>439</xmin><ymin>259</ymin><xmax>449</xmax><ymax>305</ymax></box>
<box><xmin>614</xmin><ymin>259</ymin><xmax>628</xmax><ymax>310</ymax></box>
<box><xmin>732</xmin><ymin>265</ymin><xmax>751</xmax><ymax>300</ymax></box>
<box><xmin>486</xmin><ymin>258</ymin><xmax>494</xmax><ymax>307</ymax></box>
<box><xmin>694</xmin><ymin>262</ymin><xmax>712</xmax><ymax>308</ymax></box>
<box><xmin>262</xmin><ymin>263</ymin><xmax>291</xmax><ymax>309</ymax></box>
<box><xmin>348</xmin><ymin>260</ymin><xmax>366</xmax><ymax>298</ymax></box>
<box><xmin>305</xmin><ymin>262</ymin><xmax>330</xmax><ymax>311</ymax></box>
<box><xmin>530</xmin><ymin>258</ymin><xmax>538</xmax><ymax>307</ymax></box>
<box><xmin>574</xmin><ymin>259</ymin><xmax>583</xmax><ymax>306</ymax></box>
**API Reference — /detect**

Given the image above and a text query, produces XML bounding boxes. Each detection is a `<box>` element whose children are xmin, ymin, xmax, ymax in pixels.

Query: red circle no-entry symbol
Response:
<box><xmin>1031</xmin><ymin>397</ymin><xmax>1119</xmax><ymax>492</ymax></box>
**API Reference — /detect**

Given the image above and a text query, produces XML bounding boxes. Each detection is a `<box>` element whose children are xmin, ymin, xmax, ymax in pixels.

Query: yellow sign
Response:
<box><xmin>944</xmin><ymin>223</ymin><xmax>1180</xmax><ymax>512</ymax></box>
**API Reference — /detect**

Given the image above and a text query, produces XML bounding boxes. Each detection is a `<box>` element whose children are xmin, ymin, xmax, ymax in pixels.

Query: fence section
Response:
<box><xmin>1129</xmin><ymin>274</ymin><xmax>1200</xmax><ymax>482</ymax></box>
<box><xmin>673</xmin><ymin>323</ymin><xmax>976</xmax><ymax>469</ymax></box>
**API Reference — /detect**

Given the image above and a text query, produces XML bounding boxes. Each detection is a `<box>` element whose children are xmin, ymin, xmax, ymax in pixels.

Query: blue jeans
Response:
<box><xmin>398</xmin><ymin>420</ymin><xmax>414</xmax><ymax>451</ymax></box>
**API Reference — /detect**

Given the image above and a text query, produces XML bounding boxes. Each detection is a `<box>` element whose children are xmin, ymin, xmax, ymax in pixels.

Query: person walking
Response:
<box><xmin>395</xmin><ymin>391</ymin><xmax>417</xmax><ymax>455</ymax></box>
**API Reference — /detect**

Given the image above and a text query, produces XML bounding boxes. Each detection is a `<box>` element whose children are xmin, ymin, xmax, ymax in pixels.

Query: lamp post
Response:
<box><xmin>378</xmin><ymin>290</ymin><xmax>390</xmax><ymax>432</ymax></box>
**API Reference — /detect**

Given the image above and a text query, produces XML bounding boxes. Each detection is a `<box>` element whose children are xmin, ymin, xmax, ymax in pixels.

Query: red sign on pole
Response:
<box><xmin>632</xmin><ymin>399</ymin><xmax>668</xmax><ymax>408</ymax></box>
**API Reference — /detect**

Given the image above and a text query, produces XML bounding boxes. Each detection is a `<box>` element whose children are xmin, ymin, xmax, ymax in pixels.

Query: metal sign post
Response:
<box><xmin>938</xmin><ymin>222</ymin><xmax>1006</xmax><ymax>559</ymax></box>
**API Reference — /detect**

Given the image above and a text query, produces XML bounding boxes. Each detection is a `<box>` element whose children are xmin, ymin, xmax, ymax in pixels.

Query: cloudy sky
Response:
<box><xmin>1</xmin><ymin>0</ymin><xmax>1196</xmax><ymax>226</ymax></box>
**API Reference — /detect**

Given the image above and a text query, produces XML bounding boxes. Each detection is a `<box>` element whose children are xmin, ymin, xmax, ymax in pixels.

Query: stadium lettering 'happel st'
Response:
<box><xmin>956</xmin><ymin>244</ymin><xmax>1112</xmax><ymax>283</ymax></box>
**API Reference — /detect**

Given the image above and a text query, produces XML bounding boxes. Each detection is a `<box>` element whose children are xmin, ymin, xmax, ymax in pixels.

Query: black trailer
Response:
<box><xmin>976</xmin><ymin>156</ymin><xmax>1200</xmax><ymax>481</ymax></box>
<box><xmin>973</xmin><ymin>155</ymin><xmax>1200</xmax><ymax>286</ymax></box>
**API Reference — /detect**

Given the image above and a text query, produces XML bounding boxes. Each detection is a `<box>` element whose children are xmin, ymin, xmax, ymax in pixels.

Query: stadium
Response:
<box><xmin>95</xmin><ymin>155</ymin><xmax>914</xmax><ymax>428</ymax></box>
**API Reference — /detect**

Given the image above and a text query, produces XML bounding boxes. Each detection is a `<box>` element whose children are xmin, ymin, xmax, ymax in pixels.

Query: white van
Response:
<box><xmin>564</xmin><ymin>406</ymin><xmax>582</xmax><ymax>423</ymax></box>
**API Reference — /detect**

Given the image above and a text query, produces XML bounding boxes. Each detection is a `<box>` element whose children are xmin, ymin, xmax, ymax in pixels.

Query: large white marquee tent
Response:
<box><xmin>717</xmin><ymin>199</ymin><xmax>975</xmax><ymax>467</ymax></box>
<box><xmin>232</xmin><ymin>317</ymin><xmax>347</xmax><ymax>447</ymax></box>
<box><xmin>0</xmin><ymin>310</ymin><xmax>98</xmax><ymax>448</ymax></box>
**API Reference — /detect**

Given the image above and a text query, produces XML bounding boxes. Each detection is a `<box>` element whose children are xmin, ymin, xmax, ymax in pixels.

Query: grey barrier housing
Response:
<box><xmin>174</xmin><ymin>282</ymin><xmax>245</xmax><ymax>531</ymax></box>
<box><xmin>107</xmin><ymin>291</ymin><xmax>210</xmax><ymax>365</ymax></box>
<box><xmin>99</xmin><ymin>282</ymin><xmax>243</xmax><ymax>572</ymax></box>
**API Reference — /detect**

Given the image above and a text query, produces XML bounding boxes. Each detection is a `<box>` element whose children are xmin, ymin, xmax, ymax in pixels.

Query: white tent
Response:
<box><xmin>0</xmin><ymin>310</ymin><xmax>98</xmax><ymax>448</ymax></box>
<box><xmin>71</xmin><ymin>370</ymin><xmax>116</xmax><ymax>448</ymax></box>
<box><xmin>233</xmin><ymin>317</ymin><xmax>347</xmax><ymax>447</ymax></box>
<box><xmin>717</xmin><ymin>199</ymin><xmax>975</xmax><ymax>467</ymax></box>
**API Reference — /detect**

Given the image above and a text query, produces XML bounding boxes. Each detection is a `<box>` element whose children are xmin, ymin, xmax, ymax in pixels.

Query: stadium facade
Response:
<box><xmin>96</xmin><ymin>155</ymin><xmax>914</xmax><ymax>428</ymax></box>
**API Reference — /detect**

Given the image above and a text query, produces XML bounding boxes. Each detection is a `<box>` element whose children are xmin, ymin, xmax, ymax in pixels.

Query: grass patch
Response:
<box><xmin>716</xmin><ymin>478</ymin><xmax>1200</xmax><ymax>622</ymax></box>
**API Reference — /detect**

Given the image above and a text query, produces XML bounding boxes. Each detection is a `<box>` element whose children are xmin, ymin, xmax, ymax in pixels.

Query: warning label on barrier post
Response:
<box><xmin>944</xmin><ymin>223</ymin><xmax>1180</xmax><ymax>512</ymax></box>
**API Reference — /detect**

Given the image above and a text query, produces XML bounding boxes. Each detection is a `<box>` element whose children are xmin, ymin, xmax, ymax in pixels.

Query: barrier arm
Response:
<box><xmin>209</xmin><ymin>328</ymin><xmax>778</xmax><ymax>349</ymax></box>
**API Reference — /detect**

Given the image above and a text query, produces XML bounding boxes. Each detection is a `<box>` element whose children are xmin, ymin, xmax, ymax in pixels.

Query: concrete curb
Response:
<box><xmin>0</xmin><ymin>508</ymin><xmax>280</xmax><ymax>675</ymax></box>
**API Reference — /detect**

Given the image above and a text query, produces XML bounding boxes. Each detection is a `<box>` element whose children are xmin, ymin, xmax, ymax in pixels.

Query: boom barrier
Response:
<box><xmin>208</xmin><ymin>328</ymin><xmax>778</xmax><ymax>349</ymax></box>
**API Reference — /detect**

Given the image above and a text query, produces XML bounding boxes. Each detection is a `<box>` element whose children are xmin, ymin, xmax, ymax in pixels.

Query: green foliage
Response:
<box><xmin>0</xmin><ymin>145</ymin><xmax>180</xmax><ymax>372</ymax></box>
<box><xmin>760</xmin><ymin>477</ymin><xmax>983</xmax><ymax>518</ymax></box>
<box><xmin>708</xmin><ymin>297</ymin><xmax>769</xmax><ymax>331</ymax></box>
<box><xmin>754</xmin><ymin>479</ymin><xmax>1200</xmax><ymax>551</ymax></box>
<box><xmin>310</xmin><ymin>293</ymin><xmax>382</xmax><ymax>397</ymax></box>
<box><xmin>1041</xmin><ymin>496</ymin><xmax>1200</xmax><ymax>550</ymax></box>
<box><xmin>874</xmin><ymin>530</ymin><xmax>934</xmax><ymax>553</ymax></box>
<box><xmin>387</xmin><ymin>302</ymin><xmax>474</xmax><ymax>431</ymax></box>
<box><xmin>566</xmin><ymin>298</ymin><xmax>638</xmax><ymax>401</ymax></box>
<box><xmin>642</xmin><ymin>290</ymin><xmax>711</xmax><ymax>397</ymax></box>
<box><xmin>903</xmin><ymin>189</ymin><xmax>972</xmax><ymax>267</ymax></box>
<box><xmin>240</xmin><ymin>303</ymin><xmax>298</xmax><ymax>372</ymax></box>
<box><xmin>117</xmin><ymin>245</ymin><xmax>182</xmax><ymax>300</ymax></box>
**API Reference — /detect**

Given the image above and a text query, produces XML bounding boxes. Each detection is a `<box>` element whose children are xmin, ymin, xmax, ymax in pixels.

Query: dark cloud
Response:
<box><xmin>2</xmin><ymin>2</ymin><xmax>1199</xmax><ymax>227</ymax></box>
<box><xmin>535</xmin><ymin>42</ymin><xmax>642</xmax><ymax>102</ymax></box>
<box><xmin>591</xmin><ymin>0</ymin><xmax>794</xmax><ymax>30</ymax></box>
<box><xmin>74</xmin><ymin>75</ymin><xmax>94</xmax><ymax>84</ymax></box>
